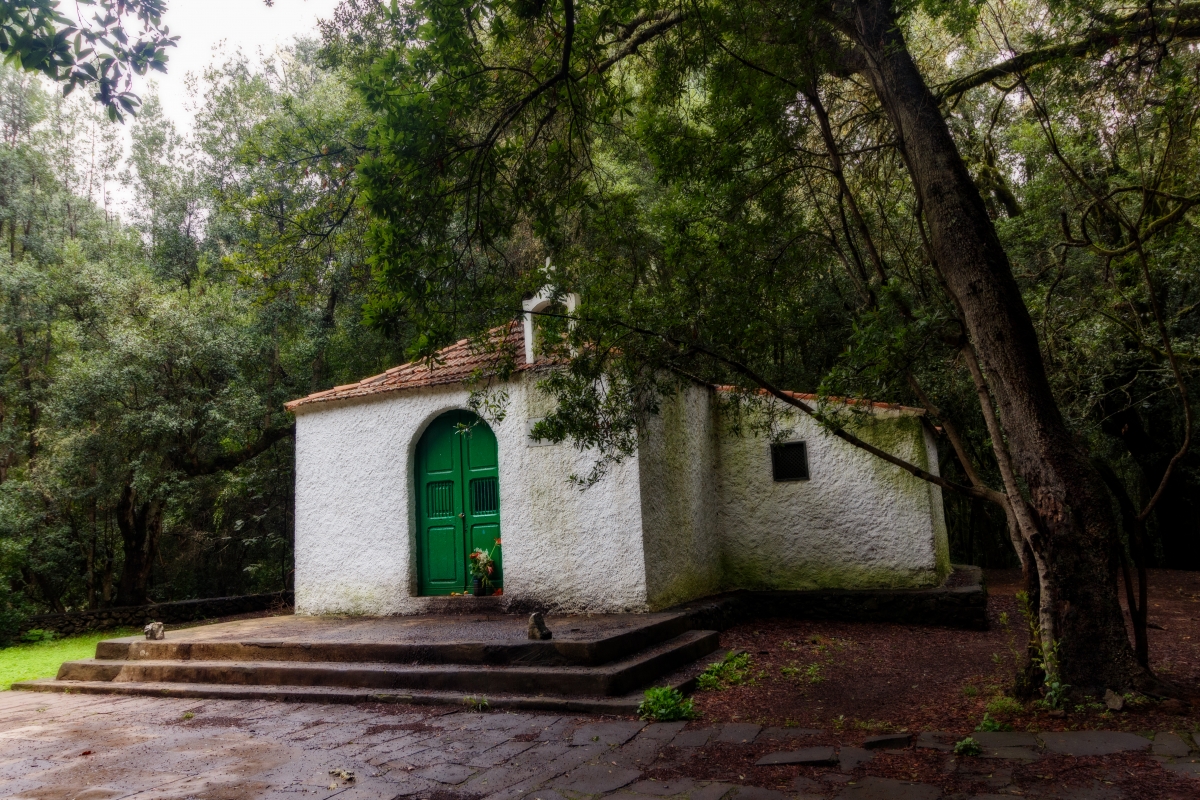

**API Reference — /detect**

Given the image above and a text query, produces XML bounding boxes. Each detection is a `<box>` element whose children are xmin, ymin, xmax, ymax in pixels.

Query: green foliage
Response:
<box><xmin>0</xmin><ymin>0</ymin><xmax>177</xmax><ymax>119</ymax></box>
<box><xmin>637</xmin><ymin>687</ymin><xmax>697</xmax><ymax>722</ymax></box>
<box><xmin>974</xmin><ymin>713</ymin><xmax>1012</xmax><ymax>733</ymax></box>
<box><xmin>985</xmin><ymin>695</ymin><xmax>1024</xmax><ymax>716</ymax></box>
<box><xmin>463</xmin><ymin>695</ymin><xmax>490</xmax><ymax>712</ymax></box>
<box><xmin>954</xmin><ymin>737</ymin><xmax>983</xmax><ymax>757</ymax></box>
<box><xmin>0</xmin><ymin>48</ymin><xmax>403</xmax><ymax>614</ymax></box>
<box><xmin>1018</xmin><ymin>592</ymin><xmax>1071</xmax><ymax>708</ymax></box>
<box><xmin>697</xmin><ymin>652</ymin><xmax>753</xmax><ymax>691</ymax></box>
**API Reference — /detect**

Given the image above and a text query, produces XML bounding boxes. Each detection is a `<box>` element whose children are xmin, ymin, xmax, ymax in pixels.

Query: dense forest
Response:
<box><xmin>3</xmin><ymin>0</ymin><xmax>1200</xmax><ymax>692</ymax></box>
<box><xmin>0</xmin><ymin>43</ymin><xmax>409</xmax><ymax>631</ymax></box>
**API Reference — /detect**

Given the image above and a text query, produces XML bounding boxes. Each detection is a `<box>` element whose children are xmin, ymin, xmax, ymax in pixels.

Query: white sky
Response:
<box><xmin>149</xmin><ymin>0</ymin><xmax>343</xmax><ymax>132</ymax></box>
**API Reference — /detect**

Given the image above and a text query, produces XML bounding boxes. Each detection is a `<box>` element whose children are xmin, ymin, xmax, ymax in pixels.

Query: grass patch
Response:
<box><xmin>0</xmin><ymin>629</ymin><xmax>137</xmax><ymax>690</ymax></box>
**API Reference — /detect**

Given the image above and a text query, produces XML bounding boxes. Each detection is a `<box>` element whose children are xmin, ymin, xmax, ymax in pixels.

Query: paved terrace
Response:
<box><xmin>101</xmin><ymin>613</ymin><xmax>670</xmax><ymax>645</ymax></box>
<box><xmin>0</xmin><ymin>693</ymin><xmax>1196</xmax><ymax>799</ymax></box>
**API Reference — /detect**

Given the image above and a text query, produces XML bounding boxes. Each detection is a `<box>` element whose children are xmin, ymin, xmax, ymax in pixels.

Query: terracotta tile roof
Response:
<box><xmin>285</xmin><ymin>323</ymin><xmax>526</xmax><ymax>411</ymax></box>
<box><xmin>285</xmin><ymin>326</ymin><xmax>922</xmax><ymax>416</ymax></box>
<box><xmin>714</xmin><ymin>386</ymin><xmax>924</xmax><ymax>415</ymax></box>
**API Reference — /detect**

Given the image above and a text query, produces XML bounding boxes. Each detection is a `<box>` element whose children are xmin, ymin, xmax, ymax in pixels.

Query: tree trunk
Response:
<box><xmin>115</xmin><ymin>485</ymin><xmax>162</xmax><ymax>607</ymax></box>
<box><xmin>849</xmin><ymin>0</ymin><xmax>1145</xmax><ymax>690</ymax></box>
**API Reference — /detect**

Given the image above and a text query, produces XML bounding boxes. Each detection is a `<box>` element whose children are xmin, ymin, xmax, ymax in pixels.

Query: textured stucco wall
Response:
<box><xmin>715</xmin><ymin>403</ymin><xmax>949</xmax><ymax>590</ymax></box>
<box><xmin>292</xmin><ymin>378</ymin><xmax>649</xmax><ymax>615</ymax></box>
<box><xmin>637</xmin><ymin>386</ymin><xmax>724</xmax><ymax>609</ymax></box>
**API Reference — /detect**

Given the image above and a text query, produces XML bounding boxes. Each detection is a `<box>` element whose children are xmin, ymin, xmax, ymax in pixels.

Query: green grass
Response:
<box><xmin>0</xmin><ymin>629</ymin><xmax>137</xmax><ymax>690</ymax></box>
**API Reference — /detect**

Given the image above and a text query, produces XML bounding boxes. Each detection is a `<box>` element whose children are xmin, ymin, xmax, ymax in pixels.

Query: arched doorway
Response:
<box><xmin>414</xmin><ymin>410</ymin><xmax>503</xmax><ymax>595</ymax></box>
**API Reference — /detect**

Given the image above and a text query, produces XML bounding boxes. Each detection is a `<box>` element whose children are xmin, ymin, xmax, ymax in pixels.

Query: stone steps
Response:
<box><xmin>93</xmin><ymin>611</ymin><xmax>693</xmax><ymax>668</ymax></box>
<box><xmin>30</xmin><ymin>629</ymin><xmax>720</xmax><ymax>700</ymax></box>
<box><xmin>9</xmin><ymin>677</ymin><xmax>672</xmax><ymax>714</ymax></box>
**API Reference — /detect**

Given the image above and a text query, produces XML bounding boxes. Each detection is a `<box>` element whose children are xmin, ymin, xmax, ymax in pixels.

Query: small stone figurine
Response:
<box><xmin>143</xmin><ymin>621</ymin><xmax>165</xmax><ymax>640</ymax></box>
<box><xmin>527</xmin><ymin>612</ymin><xmax>552</xmax><ymax>640</ymax></box>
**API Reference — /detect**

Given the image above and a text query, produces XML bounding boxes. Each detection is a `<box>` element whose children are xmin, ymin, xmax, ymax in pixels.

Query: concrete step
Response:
<box><xmin>13</xmin><ymin>643</ymin><xmax>734</xmax><ymax>714</ymax></box>
<box><xmin>48</xmin><ymin>629</ymin><xmax>721</xmax><ymax>698</ymax></box>
<box><xmin>10</xmin><ymin>679</ymin><xmax>650</xmax><ymax>714</ymax></box>
<box><xmin>95</xmin><ymin>612</ymin><xmax>693</xmax><ymax>668</ymax></box>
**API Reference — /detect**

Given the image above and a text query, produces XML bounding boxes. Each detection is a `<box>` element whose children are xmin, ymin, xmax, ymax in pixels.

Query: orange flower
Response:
<box><xmin>494</xmin><ymin>538</ymin><xmax>502</xmax><ymax>546</ymax></box>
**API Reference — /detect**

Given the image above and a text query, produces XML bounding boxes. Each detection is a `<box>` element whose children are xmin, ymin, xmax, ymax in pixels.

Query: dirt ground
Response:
<box><xmin>689</xmin><ymin>569</ymin><xmax>1200</xmax><ymax>734</ymax></box>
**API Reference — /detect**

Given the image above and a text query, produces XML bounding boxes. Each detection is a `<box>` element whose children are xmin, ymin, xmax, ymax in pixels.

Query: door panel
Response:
<box><xmin>415</xmin><ymin>411</ymin><xmax>502</xmax><ymax>594</ymax></box>
<box><xmin>423</xmin><ymin>525</ymin><xmax>461</xmax><ymax>584</ymax></box>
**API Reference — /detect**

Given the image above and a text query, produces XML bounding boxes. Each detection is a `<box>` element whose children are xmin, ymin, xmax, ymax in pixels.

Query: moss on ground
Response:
<box><xmin>0</xmin><ymin>629</ymin><xmax>137</xmax><ymax>690</ymax></box>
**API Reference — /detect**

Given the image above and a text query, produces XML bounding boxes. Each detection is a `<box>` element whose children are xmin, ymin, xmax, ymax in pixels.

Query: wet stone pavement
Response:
<box><xmin>0</xmin><ymin>693</ymin><xmax>1196</xmax><ymax>799</ymax></box>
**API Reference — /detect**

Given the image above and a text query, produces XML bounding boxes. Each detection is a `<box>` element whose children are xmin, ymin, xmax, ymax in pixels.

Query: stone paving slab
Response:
<box><xmin>671</xmin><ymin>727</ymin><xmax>716</xmax><ymax>748</ymax></box>
<box><xmin>833</xmin><ymin>776</ymin><xmax>941</xmax><ymax>799</ymax></box>
<box><xmin>716</xmin><ymin>723</ymin><xmax>761</xmax><ymax>743</ymax></box>
<box><xmin>572</xmin><ymin>721</ymin><xmax>645</xmax><ymax>746</ymax></box>
<box><xmin>553</xmin><ymin>764</ymin><xmax>641</xmax><ymax>793</ymax></box>
<box><xmin>1040</xmin><ymin>730</ymin><xmax>1152</xmax><ymax>756</ymax></box>
<box><xmin>755</xmin><ymin>746</ymin><xmax>837</xmax><ymax>766</ymax></box>
<box><xmin>1153</xmin><ymin>731</ymin><xmax>1191</xmax><ymax>757</ymax></box>
<box><xmin>972</xmin><ymin>731</ymin><xmax>1038</xmax><ymax>748</ymax></box>
<box><xmin>0</xmin><ymin>692</ymin><xmax>1194</xmax><ymax>800</ymax></box>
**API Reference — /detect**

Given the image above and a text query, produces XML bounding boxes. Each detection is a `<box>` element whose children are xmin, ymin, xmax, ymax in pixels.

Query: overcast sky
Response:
<box><xmin>150</xmin><ymin>0</ymin><xmax>343</xmax><ymax>132</ymax></box>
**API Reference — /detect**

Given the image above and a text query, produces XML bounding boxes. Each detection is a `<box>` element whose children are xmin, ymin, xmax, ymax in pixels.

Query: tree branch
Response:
<box><xmin>595</xmin><ymin>12</ymin><xmax>685</xmax><ymax>74</ymax></box>
<box><xmin>181</xmin><ymin>424</ymin><xmax>294</xmax><ymax>478</ymax></box>
<box><xmin>937</xmin><ymin>7</ymin><xmax>1200</xmax><ymax>100</ymax></box>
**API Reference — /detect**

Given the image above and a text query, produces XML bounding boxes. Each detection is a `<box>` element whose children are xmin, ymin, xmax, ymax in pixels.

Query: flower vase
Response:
<box><xmin>472</xmin><ymin>577</ymin><xmax>486</xmax><ymax>597</ymax></box>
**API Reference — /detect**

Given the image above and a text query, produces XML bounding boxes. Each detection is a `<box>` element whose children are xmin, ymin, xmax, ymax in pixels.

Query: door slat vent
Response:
<box><xmin>471</xmin><ymin>477</ymin><xmax>499</xmax><ymax>515</ymax></box>
<box><xmin>426</xmin><ymin>481</ymin><xmax>455</xmax><ymax>517</ymax></box>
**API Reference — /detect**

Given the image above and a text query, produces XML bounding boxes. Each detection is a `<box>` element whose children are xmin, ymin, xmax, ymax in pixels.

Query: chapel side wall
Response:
<box><xmin>505</xmin><ymin>377</ymin><xmax>650</xmax><ymax>612</ymax></box>
<box><xmin>293</xmin><ymin>379</ymin><xmax>650</xmax><ymax>615</ymax></box>
<box><xmin>293</xmin><ymin>395</ymin><xmax>421</xmax><ymax>615</ymax></box>
<box><xmin>715</xmin><ymin>407</ymin><xmax>949</xmax><ymax>590</ymax></box>
<box><xmin>637</xmin><ymin>385</ymin><xmax>723</xmax><ymax>610</ymax></box>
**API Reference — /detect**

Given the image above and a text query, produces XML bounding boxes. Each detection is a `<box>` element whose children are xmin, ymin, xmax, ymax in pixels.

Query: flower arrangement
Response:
<box><xmin>468</xmin><ymin>539</ymin><xmax>501</xmax><ymax>587</ymax></box>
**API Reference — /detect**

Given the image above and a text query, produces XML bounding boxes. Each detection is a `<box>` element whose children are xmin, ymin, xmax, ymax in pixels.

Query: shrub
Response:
<box><xmin>985</xmin><ymin>695</ymin><xmax>1023</xmax><ymax>716</ymax></box>
<box><xmin>638</xmin><ymin>687</ymin><xmax>697</xmax><ymax>721</ymax></box>
<box><xmin>974</xmin><ymin>712</ymin><xmax>1012</xmax><ymax>732</ymax></box>
<box><xmin>463</xmin><ymin>695</ymin><xmax>489</xmax><ymax>712</ymax></box>
<box><xmin>697</xmin><ymin>651</ymin><xmax>753</xmax><ymax>691</ymax></box>
<box><xmin>954</xmin><ymin>737</ymin><xmax>983</xmax><ymax>756</ymax></box>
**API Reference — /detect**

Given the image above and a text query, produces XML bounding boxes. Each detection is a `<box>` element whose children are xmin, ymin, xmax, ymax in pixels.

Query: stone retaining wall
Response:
<box><xmin>676</xmin><ymin>565</ymin><xmax>988</xmax><ymax>632</ymax></box>
<box><xmin>21</xmin><ymin>592</ymin><xmax>294</xmax><ymax>637</ymax></box>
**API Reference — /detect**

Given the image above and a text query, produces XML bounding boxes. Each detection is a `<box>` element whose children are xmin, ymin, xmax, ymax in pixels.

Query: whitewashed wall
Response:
<box><xmin>715</xmin><ymin>401</ymin><xmax>950</xmax><ymax>590</ymax></box>
<box><xmin>293</xmin><ymin>377</ymin><xmax>650</xmax><ymax>615</ymax></box>
<box><xmin>293</xmin><ymin>377</ymin><xmax>949</xmax><ymax>616</ymax></box>
<box><xmin>637</xmin><ymin>386</ymin><xmax>724</xmax><ymax>609</ymax></box>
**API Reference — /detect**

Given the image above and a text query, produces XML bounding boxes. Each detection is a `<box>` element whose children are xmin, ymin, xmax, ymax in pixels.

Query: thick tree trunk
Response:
<box><xmin>115</xmin><ymin>485</ymin><xmax>162</xmax><ymax>607</ymax></box>
<box><xmin>849</xmin><ymin>0</ymin><xmax>1145</xmax><ymax>690</ymax></box>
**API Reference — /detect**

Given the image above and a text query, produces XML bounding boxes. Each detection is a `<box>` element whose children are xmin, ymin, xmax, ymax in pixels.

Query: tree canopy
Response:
<box><xmin>321</xmin><ymin>0</ymin><xmax>1200</xmax><ymax>693</ymax></box>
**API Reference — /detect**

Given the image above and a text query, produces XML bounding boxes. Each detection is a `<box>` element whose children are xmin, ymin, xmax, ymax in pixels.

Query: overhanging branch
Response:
<box><xmin>937</xmin><ymin>7</ymin><xmax>1200</xmax><ymax>100</ymax></box>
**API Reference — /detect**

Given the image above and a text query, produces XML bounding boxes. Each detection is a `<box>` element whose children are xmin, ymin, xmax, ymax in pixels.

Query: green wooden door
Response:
<box><xmin>415</xmin><ymin>411</ymin><xmax>502</xmax><ymax>595</ymax></box>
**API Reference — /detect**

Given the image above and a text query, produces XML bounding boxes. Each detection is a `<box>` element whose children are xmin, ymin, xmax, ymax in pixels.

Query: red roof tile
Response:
<box><xmin>285</xmin><ymin>324</ymin><xmax>922</xmax><ymax>416</ymax></box>
<box><xmin>285</xmin><ymin>323</ymin><xmax>526</xmax><ymax>411</ymax></box>
<box><xmin>714</xmin><ymin>385</ymin><xmax>924</xmax><ymax>415</ymax></box>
